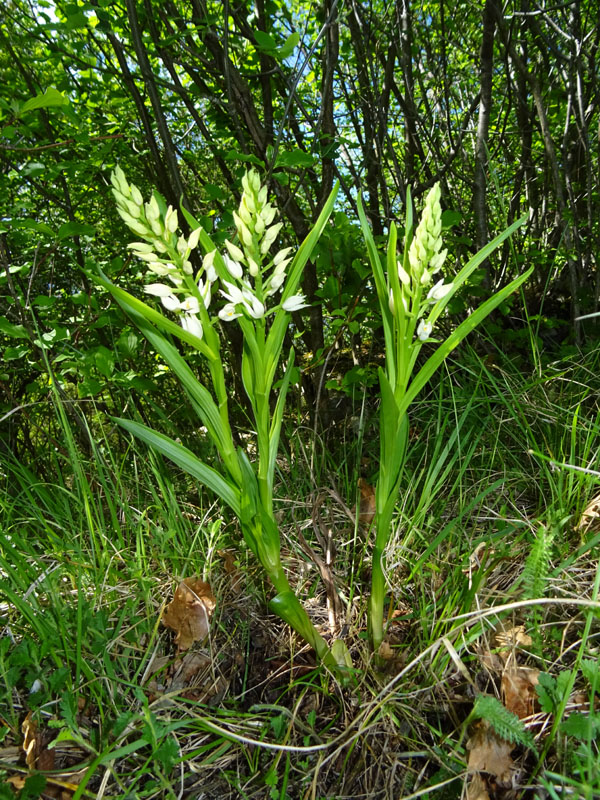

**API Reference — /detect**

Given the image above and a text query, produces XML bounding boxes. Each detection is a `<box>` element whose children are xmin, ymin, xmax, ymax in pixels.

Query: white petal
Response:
<box><xmin>223</xmin><ymin>253</ymin><xmax>244</xmax><ymax>279</ymax></box>
<box><xmin>144</xmin><ymin>283</ymin><xmax>174</xmax><ymax>297</ymax></box>
<box><xmin>282</xmin><ymin>294</ymin><xmax>308</xmax><ymax>312</ymax></box>
<box><xmin>180</xmin><ymin>296</ymin><xmax>200</xmax><ymax>314</ymax></box>
<box><xmin>220</xmin><ymin>281</ymin><xmax>245</xmax><ymax>305</ymax></box>
<box><xmin>417</xmin><ymin>319</ymin><xmax>432</xmax><ymax>341</ymax></box>
<box><xmin>266</xmin><ymin>272</ymin><xmax>286</xmax><ymax>294</ymax></box>
<box><xmin>181</xmin><ymin>314</ymin><xmax>203</xmax><ymax>338</ymax></box>
<box><xmin>218</xmin><ymin>302</ymin><xmax>242</xmax><ymax>321</ymax></box>
<box><xmin>427</xmin><ymin>279</ymin><xmax>453</xmax><ymax>302</ymax></box>
<box><xmin>162</xmin><ymin>294</ymin><xmax>181</xmax><ymax>311</ymax></box>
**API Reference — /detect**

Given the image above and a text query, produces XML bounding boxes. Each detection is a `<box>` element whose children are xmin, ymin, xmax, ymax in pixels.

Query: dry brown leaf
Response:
<box><xmin>462</xmin><ymin>542</ymin><xmax>492</xmax><ymax>574</ymax></box>
<box><xmin>357</xmin><ymin>478</ymin><xmax>376</xmax><ymax>526</ymax></box>
<box><xmin>479</xmin><ymin>648</ymin><xmax>506</xmax><ymax>675</ymax></box>
<box><xmin>501</xmin><ymin>666</ymin><xmax>539</xmax><ymax>719</ymax></box>
<box><xmin>22</xmin><ymin>713</ymin><xmax>38</xmax><ymax>770</ymax></box>
<box><xmin>466</xmin><ymin>773</ymin><xmax>491</xmax><ymax>800</ymax></box>
<box><xmin>467</xmin><ymin>720</ymin><xmax>513</xmax><ymax>785</ymax></box>
<box><xmin>377</xmin><ymin>640</ymin><xmax>394</xmax><ymax>660</ymax></box>
<box><xmin>162</xmin><ymin>578</ymin><xmax>216</xmax><ymax>650</ymax></box>
<box><xmin>577</xmin><ymin>492</ymin><xmax>600</xmax><ymax>533</ymax></box>
<box><xmin>219</xmin><ymin>549</ymin><xmax>243</xmax><ymax>595</ymax></box>
<box><xmin>494</xmin><ymin>625</ymin><xmax>532</xmax><ymax>652</ymax></box>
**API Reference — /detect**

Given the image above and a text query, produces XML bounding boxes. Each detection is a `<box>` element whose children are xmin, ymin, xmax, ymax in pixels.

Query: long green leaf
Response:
<box><xmin>398</xmin><ymin>265</ymin><xmax>534</xmax><ymax>418</ymax></box>
<box><xmin>116</xmin><ymin>295</ymin><xmax>234</xmax><ymax>454</ymax></box>
<box><xmin>114</xmin><ymin>417</ymin><xmax>241</xmax><ymax>517</ymax></box>
<box><xmin>265</xmin><ymin>183</ymin><xmax>339</xmax><ymax>376</ymax></box>
<box><xmin>268</xmin><ymin>349</ymin><xmax>295</xmax><ymax>489</ymax></box>
<box><xmin>96</xmin><ymin>270</ymin><xmax>218</xmax><ymax>361</ymax></box>
<box><xmin>357</xmin><ymin>195</ymin><xmax>395</xmax><ymax>381</ymax></box>
<box><xmin>430</xmin><ymin>216</ymin><xmax>527</xmax><ymax>325</ymax></box>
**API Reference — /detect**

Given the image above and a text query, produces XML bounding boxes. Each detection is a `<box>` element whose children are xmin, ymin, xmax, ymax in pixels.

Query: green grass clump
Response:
<box><xmin>2</xmin><ymin>342</ymin><xmax>600</xmax><ymax>797</ymax></box>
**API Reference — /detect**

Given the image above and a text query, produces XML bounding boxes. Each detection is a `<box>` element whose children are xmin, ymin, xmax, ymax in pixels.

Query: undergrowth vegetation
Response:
<box><xmin>2</xmin><ymin>337</ymin><xmax>600</xmax><ymax>799</ymax></box>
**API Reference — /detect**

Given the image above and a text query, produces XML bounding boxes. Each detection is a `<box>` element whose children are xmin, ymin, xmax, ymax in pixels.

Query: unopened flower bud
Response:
<box><xmin>188</xmin><ymin>227</ymin><xmax>201</xmax><ymax>250</ymax></box>
<box><xmin>165</xmin><ymin>207</ymin><xmax>178</xmax><ymax>233</ymax></box>
<box><xmin>274</xmin><ymin>247</ymin><xmax>292</xmax><ymax>266</ymax></box>
<box><xmin>225</xmin><ymin>239</ymin><xmax>245</xmax><ymax>263</ymax></box>
<box><xmin>146</xmin><ymin>196</ymin><xmax>160</xmax><ymax>223</ymax></box>
<box><xmin>260</xmin><ymin>222</ymin><xmax>282</xmax><ymax>254</ymax></box>
<box><xmin>203</xmin><ymin>250</ymin><xmax>216</xmax><ymax>271</ymax></box>
<box><xmin>223</xmin><ymin>253</ymin><xmax>243</xmax><ymax>279</ymax></box>
<box><xmin>130</xmin><ymin>185</ymin><xmax>144</xmax><ymax>206</ymax></box>
<box><xmin>238</xmin><ymin>200</ymin><xmax>252</xmax><ymax>226</ymax></box>
<box><xmin>128</xmin><ymin>242</ymin><xmax>154</xmax><ymax>253</ymax></box>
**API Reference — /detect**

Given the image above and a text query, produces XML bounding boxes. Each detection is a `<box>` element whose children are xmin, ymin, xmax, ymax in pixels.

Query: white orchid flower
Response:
<box><xmin>427</xmin><ymin>279</ymin><xmax>453</xmax><ymax>302</ymax></box>
<box><xmin>179</xmin><ymin>296</ymin><xmax>200</xmax><ymax>315</ymax></box>
<box><xmin>144</xmin><ymin>282</ymin><xmax>175</xmax><ymax>297</ymax></box>
<box><xmin>417</xmin><ymin>319</ymin><xmax>433</xmax><ymax>341</ymax></box>
<box><xmin>265</xmin><ymin>272</ymin><xmax>286</xmax><ymax>296</ymax></box>
<box><xmin>220</xmin><ymin>281</ymin><xmax>247</xmax><ymax>306</ymax></box>
<box><xmin>242</xmin><ymin>289</ymin><xmax>265</xmax><ymax>319</ymax></box>
<box><xmin>218</xmin><ymin>302</ymin><xmax>242</xmax><ymax>321</ymax></box>
<box><xmin>223</xmin><ymin>253</ymin><xmax>244</xmax><ymax>280</ymax></box>
<box><xmin>282</xmin><ymin>294</ymin><xmax>308</xmax><ymax>312</ymax></box>
<box><xmin>181</xmin><ymin>314</ymin><xmax>203</xmax><ymax>338</ymax></box>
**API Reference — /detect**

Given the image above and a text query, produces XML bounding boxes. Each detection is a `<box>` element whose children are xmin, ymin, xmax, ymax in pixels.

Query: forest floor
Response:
<box><xmin>2</xmin><ymin>343</ymin><xmax>600</xmax><ymax>799</ymax></box>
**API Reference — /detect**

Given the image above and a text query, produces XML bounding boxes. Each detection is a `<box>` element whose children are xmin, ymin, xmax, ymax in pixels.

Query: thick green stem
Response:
<box><xmin>369</xmin><ymin>542</ymin><xmax>386</xmax><ymax>652</ymax></box>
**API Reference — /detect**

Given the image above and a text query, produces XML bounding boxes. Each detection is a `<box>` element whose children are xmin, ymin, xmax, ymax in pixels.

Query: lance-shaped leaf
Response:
<box><xmin>265</xmin><ymin>183</ymin><xmax>339</xmax><ymax>383</ymax></box>
<box><xmin>113</xmin><ymin>293</ymin><xmax>239</xmax><ymax>478</ymax></box>
<box><xmin>397</xmin><ymin>264</ymin><xmax>534</xmax><ymax>419</ymax></box>
<box><xmin>97</xmin><ymin>270</ymin><xmax>218</xmax><ymax>361</ymax></box>
<box><xmin>115</xmin><ymin>417</ymin><xmax>241</xmax><ymax>517</ymax></box>
<box><xmin>268</xmin><ymin>349</ymin><xmax>296</xmax><ymax>492</ymax></box>
<box><xmin>428</xmin><ymin>216</ymin><xmax>527</xmax><ymax>327</ymax></box>
<box><xmin>357</xmin><ymin>195</ymin><xmax>396</xmax><ymax>385</ymax></box>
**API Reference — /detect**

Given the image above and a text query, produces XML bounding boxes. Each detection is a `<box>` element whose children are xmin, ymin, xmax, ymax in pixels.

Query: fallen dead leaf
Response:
<box><xmin>22</xmin><ymin>713</ymin><xmax>38</xmax><ymax>770</ymax></box>
<box><xmin>467</xmin><ymin>719</ymin><xmax>513</xmax><ymax>785</ymax></box>
<box><xmin>357</xmin><ymin>478</ymin><xmax>376</xmax><ymax>527</ymax></box>
<box><xmin>577</xmin><ymin>492</ymin><xmax>600</xmax><ymax>533</ymax></box>
<box><xmin>219</xmin><ymin>549</ymin><xmax>243</xmax><ymax>595</ymax></box>
<box><xmin>501</xmin><ymin>666</ymin><xmax>539</xmax><ymax>719</ymax></box>
<box><xmin>377</xmin><ymin>640</ymin><xmax>394</xmax><ymax>660</ymax></box>
<box><xmin>494</xmin><ymin>625</ymin><xmax>532</xmax><ymax>652</ymax></box>
<box><xmin>466</xmin><ymin>773</ymin><xmax>491</xmax><ymax>800</ymax></box>
<box><xmin>162</xmin><ymin>578</ymin><xmax>216</xmax><ymax>650</ymax></box>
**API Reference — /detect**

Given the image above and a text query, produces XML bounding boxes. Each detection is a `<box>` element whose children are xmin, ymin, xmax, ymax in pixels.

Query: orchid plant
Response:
<box><xmin>358</xmin><ymin>186</ymin><xmax>533</xmax><ymax>653</ymax></box>
<box><xmin>101</xmin><ymin>167</ymin><xmax>351</xmax><ymax>675</ymax></box>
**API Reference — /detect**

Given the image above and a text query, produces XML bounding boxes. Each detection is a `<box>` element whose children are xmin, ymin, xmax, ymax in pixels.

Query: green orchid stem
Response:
<box><xmin>369</xmin><ymin>501</ymin><xmax>396</xmax><ymax>653</ymax></box>
<box><xmin>369</xmin><ymin>544</ymin><xmax>386</xmax><ymax>653</ymax></box>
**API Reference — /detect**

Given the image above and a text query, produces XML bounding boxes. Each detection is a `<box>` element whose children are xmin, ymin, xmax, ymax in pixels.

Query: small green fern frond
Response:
<box><xmin>521</xmin><ymin>525</ymin><xmax>554</xmax><ymax>600</ymax></box>
<box><xmin>472</xmin><ymin>694</ymin><xmax>537</xmax><ymax>751</ymax></box>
